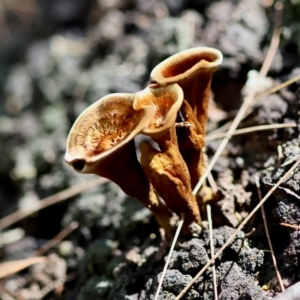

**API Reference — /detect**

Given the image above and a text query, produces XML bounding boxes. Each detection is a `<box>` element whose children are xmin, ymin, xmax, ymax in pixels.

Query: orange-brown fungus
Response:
<box><xmin>66</xmin><ymin>93</ymin><xmax>154</xmax><ymax>164</ymax></box>
<box><xmin>81</xmin><ymin>104</ymin><xmax>145</xmax><ymax>156</ymax></box>
<box><xmin>149</xmin><ymin>47</ymin><xmax>223</xmax><ymax>205</ymax></box>
<box><xmin>64</xmin><ymin>47</ymin><xmax>224</xmax><ymax>237</ymax></box>
<box><xmin>65</xmin><ymin>92</ymin><xmax>175</xmax><ymax>237</ymax></box>
<box><xmin>149</xmin><ymin>48</ymin><xmax>222</xmax><ymax>87</ymax></box>
<box><xmin>160</xmin><ymin>52</ymin><xmax>218</xmax><ymax>78</ymax></box>
<box><xmin>136</xmin><ymin>99</ymin><xmax>168</xmax><ymax>128</ymax></box>
<box><xmin>134</xmin><ymin>84</ymin><xmax>183</xmax><ymax>137</ymax></box>
<box><xmin>140</xmin><ymin>127</ymin><xmax>201</xmax><ymax>227</ymax></box>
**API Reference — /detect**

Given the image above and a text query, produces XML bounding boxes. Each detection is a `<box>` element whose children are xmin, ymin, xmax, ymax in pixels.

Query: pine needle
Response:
<box><xmin>0</xmin><ymin>257</ymin><xmax>47</xmax><ymax>279</ymax></box>
<box><xmin>207</xmin><ymin>204</ymin><xmax>218</xmax><ymax>300</ymax></box>
<box><xmin>0</xmin><ymin>177</ymin><xmax>108</xmax><ymax>230</ymax></box>
<box><xmin>206</xmin><ymin>123</ymin><xmax>296</xmax><ymax>142</ymax></box>
<box><xmin>154</xmin><ymin>218</ymin><xmax>184</xmax><ymax>300</ymax></box>
<box><xmin>255</xmin><ymin>175</ymin><xmax>285</xmax><ymax>292</ymax></box>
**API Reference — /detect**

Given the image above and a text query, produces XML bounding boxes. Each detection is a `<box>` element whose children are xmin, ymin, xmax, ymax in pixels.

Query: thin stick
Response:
<box><xmin>259</xmin><ymin>1</ymin><xmax>282</xmax><ymax>76</ymax></box>
<box><xmin>208</xmin><ymin>120</ymin><xmax>232</xmax><ymax>136</ymax></box>
<box><xmin>175</xmin><ymin>157</ymin><xmax>300</xmax><ymax>299</ymax></box>
<box><xmin>244</xmin><ymin>228</ymin><xmax>256</xmax><ymax>238</ymax></box>
<box><xmin>192</xmin><ymin>1</ymin><xmax>283</xmax><ymax>197</ymax></box>
<box><xmin>206</xmin><ymin>171</ymin><xmax>218</xmax><ymax>299</ymax></box>
<box><xmin>0</xmin><ymin>177</ymin><xmax>108</xmax><ymax>230</ymax></box>
<box><xmin>255</xmin><ymin>175</ymin><xmax>285</xmax><ymax>292</ymax></box>
<box><xmin>255</xmin><ymin>74</ymin><xmax>300</xmax><ymax>101</ymax></box>
<box><xmin>207</xmin><ymin>204</ymin><xmax>218</xmax><ymax>300</ymax></box>
<box><xmin>207</xmin><ymin>172</ymin><xmax>218</xmax><ymax>194</ymax></box>
<box><xmin>207</xmin><ymin>73</ymin><xmax>300</xmax><ymax>139</ymax></box>
<box><xmin>206</xmin><ymin>123</ymin><xmax>296</xmax><ymax>142</ymax></box>
<box><xmin>279</xmin><ymin>223</ymin><xmax>300</xmax><ymax>230</ymax></box>
<box><xmin>154</xmin><ymin>218</ymin><xmax>184</xmax><ymax>300</ymax></box>
<box><xmin>281</xmin><ymin>154</ymin><xmax>300</xmax><ymax>167</ymax></box>
<box><xmin>33</xmin><ymin>221</ymin><xmax>79</xmax><ymax>257</ymax></box>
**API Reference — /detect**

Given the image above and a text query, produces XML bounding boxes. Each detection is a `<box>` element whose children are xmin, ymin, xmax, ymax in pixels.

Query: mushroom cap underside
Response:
<box><xmin>134</xmin><ymin>84</ymin><xmax>183</xmax><ymax>137</ymax></box>
<box><xmin>150</xmin><ymin>47</ymin><xmax>223</xmax><ymax>85</ymax></box>
<box><xmin>65</xmin><ymin>93</ymin><xmax>155</xmax><ymax>171</ymax></box>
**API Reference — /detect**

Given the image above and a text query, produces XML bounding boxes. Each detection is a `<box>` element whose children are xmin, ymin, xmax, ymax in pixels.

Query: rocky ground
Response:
<box><xmin>0</xmin><ymin>0</ymin><xmax>300</xmax><ymax>299</ymax></box>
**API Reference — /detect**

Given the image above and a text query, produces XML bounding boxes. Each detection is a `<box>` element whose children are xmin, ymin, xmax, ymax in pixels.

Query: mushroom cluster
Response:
<box><xmin>65</xmin><ymin>47</ymin><xmax>223</xmax><ymax>236</ymax></box>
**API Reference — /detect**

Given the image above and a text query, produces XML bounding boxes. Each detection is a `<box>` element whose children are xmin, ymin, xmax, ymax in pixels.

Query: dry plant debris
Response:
<box><xmin>2</xmin><ymin>254</ymin><xmax>67</xmax><ymax>300</ymax></box>
<box><xmin>0</xmin><ymin>256</ymin><xmax>46</xmax><ymax>279</ymax></box>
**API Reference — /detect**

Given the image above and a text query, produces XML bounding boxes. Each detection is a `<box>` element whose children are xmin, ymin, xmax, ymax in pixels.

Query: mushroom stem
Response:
<box><xmin>134</xmin><ymin>84</ymin><xmax>201</xmax><ymax>228</ymax></box>
<box><xmin>155</xmin><ymin>121</ymin><xmax>179</xmax><ymax>152</ymax></box>
<box><xmin>91</xmin><ymin>141</ymin><xmax>174</xmax><ymax>236</ymax></box>
<box><xmin>149</xmin><ymin>47</ymin><xmax>222</xmax><ymax>189</ymax></box>
<box><xmin>180</xmin><ymin>69</ymin><xmax>213</xmax><ymax>129</ymax></box>
<box><xmin>176</xmin><ymin>99</ymin><xmax>205</xmax><ymax>188</ymax></box>
<box><xmin>140</xmin><ymin>125</ymin><xmax>201</xmax><ymax>227</ymax></box>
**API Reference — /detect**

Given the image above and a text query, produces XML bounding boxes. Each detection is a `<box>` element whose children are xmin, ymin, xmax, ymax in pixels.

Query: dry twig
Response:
<box><xmin>255</xmin><ymin>74</ymin><xmax>300</xmax><ymax>101</ymax></box>
<box><xmin>207</xmin><ymin>73</ymin><xmax>300</xmax><ymax>139</ymax></box>
<box><xmin>255</xmin><ymin>175</ymin><xmax>285</xmax><ymax>292</ymax></box>
<box><xmin>0</xmin><ymin>177</ymin><xmax>108</xmax><ymax>230</ymax></box>
<box><xmin>154</xmin><ymin>218</ymin><xmax>184</xmax><ymax>300</ymax></box>
<box><xmin>207</xmin><ymin>204</ymin><xmax>218</xmax><ymax>300</ymax></box>
<box><xmin>206</xmin><ymin>170</ymin><xmax>218</xmax><ymax>299</ymax></box>
<box><xmin>33</xmin><ymin>222</ymin><xmax>79</xmax><ymax>257</ymax></box>
<box><xmin>0</xmin><ymin>257</ymin><xmax>46</xmax><ymax>279</ymax></box>
<box><xmin>206</xmin><ymin>123</ymin><xmax>296</xmax><ymax>141</ymax></box>
<box><xmin>279</xmin><ymin>223</ymin><xmax>300</xmax><ymax>230</ymax></box>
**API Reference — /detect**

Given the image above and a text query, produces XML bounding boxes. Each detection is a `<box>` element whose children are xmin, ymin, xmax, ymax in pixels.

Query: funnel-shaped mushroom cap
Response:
<box><xmin>149</xmin><ymin>47</ymin><xmax>222</xmax><ymax>124</ymax></box>
<box><xmin>150</xmin><ymin>47</ymin><xmax>222</xmax><ymax>85</ymax></box>
<box><xmin>65</xmin><ymin>93</ymin><xmax>155</xmax><ymax>173</ymax></box>
<box><xmin>134</xmin><ymin>84</ymin><xmax>183</xmax><ymax>138</ymax></box>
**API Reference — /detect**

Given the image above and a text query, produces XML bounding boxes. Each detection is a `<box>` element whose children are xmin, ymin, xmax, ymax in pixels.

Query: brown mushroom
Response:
<box><xmin>149</xmin><ymin>47</ymin><xmax>223</xmax><ymax>125</ymax></box>
<box><xmin>149</xmin><ymin>47</ymin><xmax>223</xmax><ymax>188</ymax></box>
<box><xmin>176</xmin><ymin>99</ymin><xmax>206</xmax><ymax>188</ymax></box>
<box><xmin>133</xmin><ymin>84</ymin><xmax>183</xmax><ymax>137</ymax></box>
<box><xmin>65</xmin><ymin>93</ymin><xmax>173</xmax><ymax>235</ymax></box>
<box><xmin>134</xmin><ymin>85</ymin><xmax>201</xmax><ymax>227</ymax></box>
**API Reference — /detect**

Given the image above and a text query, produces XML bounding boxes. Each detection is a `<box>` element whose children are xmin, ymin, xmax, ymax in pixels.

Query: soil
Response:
<box><xmin>0</xmin><ymin>0</ymin><xmax>300</xmax><ymax>299</ymax></box>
